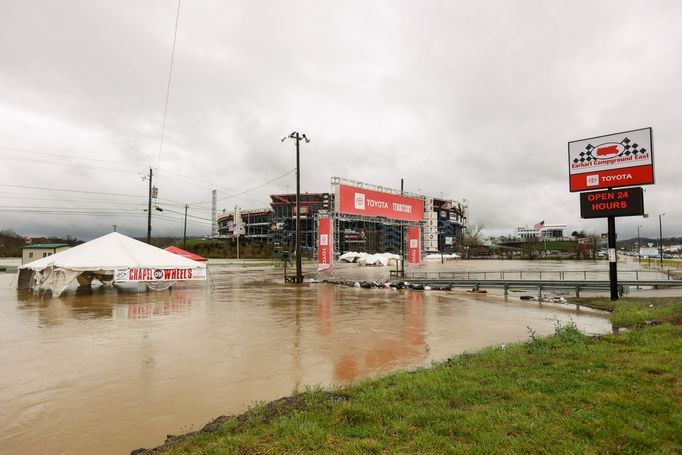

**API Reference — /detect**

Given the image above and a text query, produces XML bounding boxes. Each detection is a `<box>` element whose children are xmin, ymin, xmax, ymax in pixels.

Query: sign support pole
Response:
<box><xmin>607</xmin><ymin>215</ymin><xmax>618</xmax><ymax>301</ymax></box>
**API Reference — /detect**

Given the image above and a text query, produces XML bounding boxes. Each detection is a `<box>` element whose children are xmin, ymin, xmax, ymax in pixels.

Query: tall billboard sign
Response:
<box><xmin>407</xmin><ymin>226</ymin><xmax>421</xmax><ymax>267</ymax></box>
<box><xmin>568</xmin><ymin>127</ymin><xmax>654</xmax><ymax>302</ymax></box>
<box><xmin>335</xmin><ymin>184</ymin><xmax>424</xmax><ymax>222</ymax></box>
<box><xmin>568</xmin><ymin>127</ymin><xmax>653</xmax><ymax>192</ymax></box>
<box><xmin>317</xmin><ymin>217</ymin><xmax>333</xmax><ymax>273</ymax></box>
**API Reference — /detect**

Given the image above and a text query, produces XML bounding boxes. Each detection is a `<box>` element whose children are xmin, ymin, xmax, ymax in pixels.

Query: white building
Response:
<box><xmin>515</xmin><ymin>224</ymin><xmax>566</xmax><ymax>239</ymax></box>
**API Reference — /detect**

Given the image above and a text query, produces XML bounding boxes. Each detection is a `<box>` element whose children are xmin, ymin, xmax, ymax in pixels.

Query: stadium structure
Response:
<box><xmin>216</xmin><ymin>179</ymin><xmax>468</xmax><ymax>257</ymax></box>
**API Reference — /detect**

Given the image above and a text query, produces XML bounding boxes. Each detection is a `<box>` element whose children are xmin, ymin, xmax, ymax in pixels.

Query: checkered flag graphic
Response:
<box><xmin>619</xmin><ymin>137</ymin><xmax>647</xmax><ymax>156</ymax></box>
<box><xmin>572</xmin><ymin>137</ymin><xmax>647</xmax><ymax>163</ymax></box>
<box><xmin>573</xmin><ymin>145</ymin><xmax>595</xmax><ymax>163</ymax></box>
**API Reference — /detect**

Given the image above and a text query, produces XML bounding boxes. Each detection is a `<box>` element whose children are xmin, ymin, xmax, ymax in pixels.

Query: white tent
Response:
<box><xmin>17</xmin><ymin>232</ymin><xmax>207</xmax><ymax>297</ymax></box>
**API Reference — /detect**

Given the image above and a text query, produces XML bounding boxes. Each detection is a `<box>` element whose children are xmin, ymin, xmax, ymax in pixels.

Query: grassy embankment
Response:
<box><xmin>141</xmin><ymin>298</ymin><xmax>682</xmax><ymax>454</ymax></box>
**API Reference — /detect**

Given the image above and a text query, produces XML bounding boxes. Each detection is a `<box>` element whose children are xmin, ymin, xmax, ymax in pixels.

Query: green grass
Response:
<box><xmin>611</xmin><ymin>298</ymin><xmax>682</xmax><ymax>328</ymax></box>
<box><xmin>569</xmin><ymin>297</ymin><xmax>682</xmax><ymax>328</ymax></box>
<box><xmin>144</xmin><ymin>318</ymin><xmax>682</xmax><ymax>454</ymax></box>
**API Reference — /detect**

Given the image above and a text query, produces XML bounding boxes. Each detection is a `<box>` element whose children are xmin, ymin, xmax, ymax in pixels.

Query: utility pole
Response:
<box><xmin>659</xmin><ymin>213</ymin><xmax>665</xmax><ymax>268</ymax></box>
<box><xmin>607</xmin><ymin>215</ymin><xmax>618</xmax><ymax>301</ymax></box>
<box><xmin>183</xmin><ymin>204</ymin><xmax>188</xmax><ymax>250</ymax></box>
<box><xmin>282</xmin><ymin>132</ymin><xmax>310</xmax><ymax>283</ymax></box>
<box><xmin>637</xmin><ymin>225</ymin><xmax>642</xmax><ymax>263</ymax></box>
<box><xmin>147</xmin><ymin>167</ymin><xmax>153</xmax><ymax>244</ymax></box>
<box><xmin>235</xmin><ymin>205</ymin><xmax>240</xmax><ymax>263</ymax></box>
<box><xmin>400</xmin><ymin>178</ymin><xmax>405</xmax><ymax>276</ymax></box>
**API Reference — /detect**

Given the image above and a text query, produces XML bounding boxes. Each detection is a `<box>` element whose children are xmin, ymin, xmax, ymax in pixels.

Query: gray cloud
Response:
<box><xmin>0</xmin><ymin>0</ymin><xmax>680</xmax><ymax>240</ymax></box>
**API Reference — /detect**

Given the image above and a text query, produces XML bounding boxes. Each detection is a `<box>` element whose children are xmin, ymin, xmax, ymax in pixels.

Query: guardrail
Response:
<box><xmin>391</xmin><ymin>269</ymin><xmax>682</xmax><ymax>299</ymax></box>
<box><xmin>401</xmin><ymin>269</ymin><xmax>680</xmax><ymax>282</ymax></box>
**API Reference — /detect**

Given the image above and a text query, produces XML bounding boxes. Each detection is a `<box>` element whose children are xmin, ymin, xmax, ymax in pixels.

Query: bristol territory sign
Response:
<box><xmin>568</xmin><ymin>127</ymin><xmax>654</xmax><ymax>192</ymax></box>
<box><xmin>336</xmin><ymin>184</ymin><xmax>424</xmax><ymax>222</ymax></box>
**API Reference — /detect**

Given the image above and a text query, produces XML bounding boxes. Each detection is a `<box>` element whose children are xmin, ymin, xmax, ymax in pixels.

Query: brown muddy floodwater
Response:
<box><xmin>0</xmin><ymin>260</ymin><xmax>620</xmax><ymax>454</ymax></box>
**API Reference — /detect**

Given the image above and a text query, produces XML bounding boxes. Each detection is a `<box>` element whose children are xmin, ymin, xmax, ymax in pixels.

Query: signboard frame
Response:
<box><xmin>579</xmin><ymin>187</ymin><xmax>644</xmax><ymax>219</ymax></box>
<box><xmin>334</xmin><ymin>183</ymin><xmax>424</xmax><ymax>222</ymax></box>
<box><xmin>568</xmin><ymin>127</ymin><xmax>654</xmax><ymax>192</ymax></box>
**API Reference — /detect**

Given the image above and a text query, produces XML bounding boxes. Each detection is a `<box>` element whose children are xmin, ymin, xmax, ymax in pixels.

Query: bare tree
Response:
<box><xmin>524</xmin><ymin>235</ymin><xmax>540</xmax><ymax>259</ymax></box>
<box><xmin>587</xmin><ymin>232</ymin><xmax>602</xmax><ymax>260</ymax></box>
<box><xmin>461</xmin><ymin>222</ymin><xmax>484</xmax><ymax>259</ymax></box>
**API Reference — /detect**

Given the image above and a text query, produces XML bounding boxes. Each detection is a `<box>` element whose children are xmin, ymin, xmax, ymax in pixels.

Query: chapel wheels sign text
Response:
<box><xmin>115</xmin><ymin>267</ymin><xmax>207</xmax><ymax>282</ymax></box>
<box><xmin>568</xmin><ymin>127</ymin><xmax>654</xmax><ymax>192</ymax></box>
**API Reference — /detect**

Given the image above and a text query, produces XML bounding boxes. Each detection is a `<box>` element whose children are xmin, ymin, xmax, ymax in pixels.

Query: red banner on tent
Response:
<box><xmin>317</xmin><ymin>217</ymin><xmax>333</xmax><ymax>272</ymax></box>
<box><xmin>407</xmin><ymin>226</ymin><xmax>421</xmax><ymax>267</ymax></box>
<box><xmin>336</xmin><ymin>184</ymin><xmax>424</xmax><ymax>222</ymax></box>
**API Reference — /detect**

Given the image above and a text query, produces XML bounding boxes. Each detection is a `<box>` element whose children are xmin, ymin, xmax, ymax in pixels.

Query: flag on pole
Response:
<box><xmin>534</xmin><ymin>220</ymin><xmax>545</xmax><ymax>231</ymax></box>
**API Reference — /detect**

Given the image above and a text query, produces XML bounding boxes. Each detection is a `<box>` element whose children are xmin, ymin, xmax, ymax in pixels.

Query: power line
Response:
<box><xmin>0</xmin><ymin>193</ymin><xmax>147</xmax><ymax>205</ymax></box>
<box><xmin>158</xmin><ymin>206</ymin><xmax>213</xmax><ymax>221</ymax></box>
<box><xmin>0</xmin><ymin>147</ymin><xmax>141</xmax><ymax>169</ymax></box>
<box><xmin>156</xmin><ymin>0</ymin><xmax>182</xmax><ymax>175</ymax></box>
<box><xmin>1</xmin><ymin>147</ymin><xmax>294</xmax><ymax>208</ymax></box>
<box><xmin>190</xmin><ymin>168</ymin><xmax>296</xmax><ymax>204</ymax></box>
<box><xmin>0</xmin><ymin>183</ymin><xmax>146</xmax><ymax>198</ymax></box>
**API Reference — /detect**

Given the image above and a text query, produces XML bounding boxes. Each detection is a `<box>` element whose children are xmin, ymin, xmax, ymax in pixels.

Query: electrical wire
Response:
<box><xmin>156</xmin><ymin>0</ymin><xmax>182</xmax><ymax>177</ymax></box>
<box><xmin>189</xmin><ymin>168</ymin><xmax>296</xmax><ymax>205</ymax></box>
<box><xmin>0</xmin><ymin>147</ymin><xmax>141</xmax><ymax>169</ymax></box>
<box><xmin>0</xmin><ymin>183</ymin><xmax>146</xmax><ymax>198</ymax></box>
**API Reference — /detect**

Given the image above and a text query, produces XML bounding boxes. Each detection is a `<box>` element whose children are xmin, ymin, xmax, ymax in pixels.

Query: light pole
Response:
<box><xmin>658</xmin><ymin>213</ymin><xmax>665</xmax><ymax>268</ymax></box>
<box><xmin>183</xmin><ymin>204</ymin><xmax>189</xmax><ymax>250</ymax></box>
<box><xmin>637</xmin><ymin>224</ymin><xmax>642</xmax><ymax>263</ymax></box>
<box><xmin>147</xmin><ymin>167</ymin><xmax>153</xmax><ymax>244</ymax></box>
<box><xmin>282</xmin><ymin>132</ymin><xmax>310</xmax><ymax>283</ymax></box>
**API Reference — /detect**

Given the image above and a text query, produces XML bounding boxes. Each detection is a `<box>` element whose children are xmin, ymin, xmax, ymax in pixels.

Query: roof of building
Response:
<box><xmin>23</xmin><ymin>244</ymin><xmax>69</xmax><ymax>249</ymax></box>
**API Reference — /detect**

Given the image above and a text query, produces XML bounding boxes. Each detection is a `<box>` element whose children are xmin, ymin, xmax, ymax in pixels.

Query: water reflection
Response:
<box><xmin>117</xmin><ymin>294</ymin><xmax>193</xmax><ymax>319</ymax></box>
<box><xmin>325</xmin><ymin>288</ymin><xmax>426</xmax><ymax>382</ymax></box>
<box><xmin>16</xmin><ymin>285</ymin><xmax>197</xmax><ymax>326</ymax></box>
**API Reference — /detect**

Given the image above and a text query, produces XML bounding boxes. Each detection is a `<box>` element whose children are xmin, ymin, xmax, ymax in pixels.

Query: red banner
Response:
<box><xmin>336</xmin><ymin>184</ymin><xmax>424</xmax><ymax>222</ymax></box>
<box><xmin>569</xmin><ymin>165</ymin><xmax>654</xmax><ymax>192</ymax></box>
<box><xmin>407</xmin><ymin>226</ymin><xmax>421</xmax><ymax>267</ymax></box>
<box><xmin>317</xmin><ymin>217</ymin><xmax>333</xmax><ymax>272</ymax></box>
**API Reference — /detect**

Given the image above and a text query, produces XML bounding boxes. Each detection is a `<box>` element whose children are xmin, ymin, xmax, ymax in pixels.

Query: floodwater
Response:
<box><xmin>0</xmin><ymin>259</ymin><xmax>637</xmax><ymax>454</ymax></box>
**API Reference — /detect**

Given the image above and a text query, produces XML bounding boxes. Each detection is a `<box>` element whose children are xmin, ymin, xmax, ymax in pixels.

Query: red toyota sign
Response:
<box><xmin>407</xmin><ymin>226</ymin><xmax>421</xmax><ymax>267</ymax></box>
<box><xmin>317</xmin><ymin>217</ymin><xmax>333</xmax><ymax>272</ymax></box>
<box><xmin>568</xmin><ymin>127</ymin><xmax>654</xmax><ymax>192</ymax></box>
<box><xmin>336</xmin><ymin>184</ymin><xmax>424</xmax><ymax>221</ymax></box>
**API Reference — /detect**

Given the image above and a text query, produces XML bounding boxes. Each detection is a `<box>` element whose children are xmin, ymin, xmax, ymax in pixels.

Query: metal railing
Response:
<box><xmin>405</xmin><ymin>269</ymin><xmax>679</xmax><ymax>282</ymax></box>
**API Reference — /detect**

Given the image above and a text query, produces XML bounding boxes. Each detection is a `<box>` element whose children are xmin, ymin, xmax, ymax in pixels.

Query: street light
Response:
<box><xmin>282</xmin><ymin>131</ymin><xmax>310</xmax><ymax>283</ymax></box>
<box><xmin>183</xmin><ymin>204</ymin><xmax>189</xmax><ymax>250</ymax></box>
<box><xmin>659</xmin><ymin>213</ymin><xmax>665</xmax><ymax>268</ymax></box>
<box><xmin>637</xmin><ymin>224</ymin><xmax>643</xmax><ymax>263</ymax></box>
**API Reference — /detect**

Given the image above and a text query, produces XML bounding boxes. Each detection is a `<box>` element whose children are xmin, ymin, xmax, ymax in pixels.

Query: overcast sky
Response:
<box><xmin>1</xmin><ymin>0</ymin><xmax>680</xmax><ymax>241</ymax></box>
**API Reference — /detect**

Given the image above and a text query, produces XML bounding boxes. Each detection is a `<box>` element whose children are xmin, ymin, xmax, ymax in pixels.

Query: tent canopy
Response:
<box><xmin>20</xmin><ymin>232</ymin><xmax>205</xmax><ymax>271</ymax></box>
<box><xmin>164</xmin><ymin>246</ymin><xmax>208</xmax><ymax>262</ymax></box>
<box><xmin>18</xmin><ymin>232</ymin><xmax>206</xmax><ymax>297</ymax></box>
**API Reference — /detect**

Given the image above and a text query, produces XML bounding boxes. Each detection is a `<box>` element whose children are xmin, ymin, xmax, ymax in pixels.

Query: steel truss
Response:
<box><xmin>313</xmin><ymin>211</ymin><xmax>423</xmax><ymax>277</ymax></box>
<box><xmin>330</xmin><ymin>176</ymin><xmax>423</xmax><ymax>199</ymax></box>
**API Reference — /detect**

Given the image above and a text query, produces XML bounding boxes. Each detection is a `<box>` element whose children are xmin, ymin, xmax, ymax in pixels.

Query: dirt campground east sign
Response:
<box><xmin>568</xmin><ymin>127</ymin><xmax>654</xmax><ymax>192</ymax></box>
